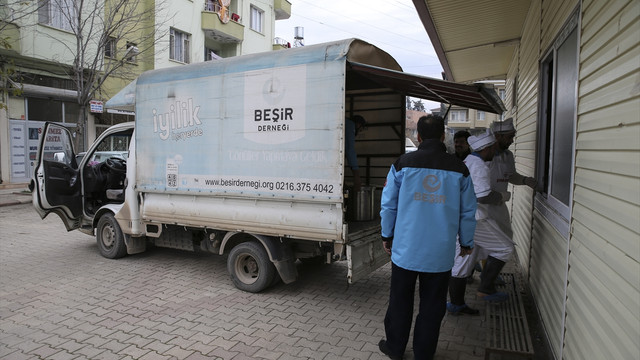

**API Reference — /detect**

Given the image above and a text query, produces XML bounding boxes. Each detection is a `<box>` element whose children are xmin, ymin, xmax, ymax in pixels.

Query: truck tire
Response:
<box><xmin>96</xmin><ymin>213</ymin><xmax>127</xmax><ymax>259</ymax></box>
<box><xmin>228</xmin><ymin>242</ymin><xmax>276</xmax><ymax>293</ymax></box>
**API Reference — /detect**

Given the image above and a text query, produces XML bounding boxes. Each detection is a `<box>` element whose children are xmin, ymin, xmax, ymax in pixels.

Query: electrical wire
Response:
<box><xmin>293</xmin><ymin>0</ymin><xmax>430</xmax><ymax>46</ymax></box>
<box><xmin>283</xmin><ymin>1</ymin><xmax>437</xmax><ymax>60</ymax></box>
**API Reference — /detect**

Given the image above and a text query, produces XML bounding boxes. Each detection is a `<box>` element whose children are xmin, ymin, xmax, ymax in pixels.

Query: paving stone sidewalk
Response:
<box><xmin>1</xmin><ymin>202</ymin><xmax>542</xmax><ymax>359</ymax></box>
<box><xmin>0</xmin><ymin>186</ymin><xmax>31</xmax><ymax>207</ymax></box>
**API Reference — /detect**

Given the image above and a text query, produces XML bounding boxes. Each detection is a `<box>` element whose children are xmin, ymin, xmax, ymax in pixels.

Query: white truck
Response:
<box><xmin>31</xmin><ymin>39</ymin><xmax>503</xmax><ymax>292</ymax></box>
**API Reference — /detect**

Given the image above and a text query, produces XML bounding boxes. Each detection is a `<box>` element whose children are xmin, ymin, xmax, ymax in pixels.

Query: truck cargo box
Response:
<box><xmin>34</xmin><ymin>39</ymin><xmax>503</xmax><ymax>292</ymax></box>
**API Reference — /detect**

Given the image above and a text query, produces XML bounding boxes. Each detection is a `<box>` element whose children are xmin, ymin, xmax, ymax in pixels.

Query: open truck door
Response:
<box><xmin>32</xmin><ymin>123</ymin><xmax>82</xmax><ymax>231</ymax></box>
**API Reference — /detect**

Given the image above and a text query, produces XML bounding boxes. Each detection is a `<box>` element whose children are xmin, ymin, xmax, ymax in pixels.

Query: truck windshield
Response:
<box><xmin>85</xmin><ymin>129</ymin><xmax>133</xmax><ymax>165</ymax></box>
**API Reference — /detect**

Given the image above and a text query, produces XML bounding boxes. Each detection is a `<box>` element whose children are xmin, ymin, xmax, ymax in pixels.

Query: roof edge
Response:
<box><xmin>412</xmin><ymin>0</ymin><xmax>454</xmax><ymax>81</ymax></box>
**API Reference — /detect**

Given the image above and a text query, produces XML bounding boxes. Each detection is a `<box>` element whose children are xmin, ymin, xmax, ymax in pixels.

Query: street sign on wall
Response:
<box><xmin>90</xmin><ymin>100</ymin><xmax>103</xmax><ymax>113</ymax></box>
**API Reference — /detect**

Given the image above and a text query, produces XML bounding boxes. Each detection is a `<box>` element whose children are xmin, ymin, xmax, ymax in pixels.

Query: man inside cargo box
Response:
<box><xmin>453</xmin><ymin>130</ymin><xmax>472</xmax><ymax>160</ymax></box>
<box><xmin>345</xmin><ymin>115</ymin><xmax>366</xmax><ymax>192</ymax></box>
<box><xmin>378</xmin><ymin>115</ymin><xmax>477</xmax><ymax>360</ymax></box>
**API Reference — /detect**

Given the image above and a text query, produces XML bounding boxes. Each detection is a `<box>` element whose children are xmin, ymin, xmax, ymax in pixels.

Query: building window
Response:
<box><xmin>250</xmin><ymin>5</ymin><xmax>264</xmax><ymax>33</ymax></box>
<box><xmin>38</xmin><ymin>0</ymin><xmax>77</xmax><ymax>32</ymax></box>
<box><xmin>204</xmin><ymin>0</ymin><xmax>220</xmax><ymax>12</ymax></box>
<box><xmin>449</xmin><ymin>110</ymin><xmax>468</xmax><ymax>123</ymax></box>
<box><xmin>125</xmin><ymin>42</ymin><xmax>138</xmax><ymax>63</ymax></box>
<box><xmin>535</xmin><ymin>11</ymin><xmax>579</xmax><ymax>235</ymax></box>
<box><xmin>498</xmin><ymin>89</ymin><xmax>506</xmax><ymax>120</ymax></box>
<box><xmin>64</xmin><ymin>101</ymin><xmax>79</xmax><ymax>123</ymax></box>
<box><xmin>170</xmin><ymin>28</ymin><xmax>190</xmax><ymax>63</ymax></box>
<box><xmin>477</xmin><ymin>111</ymin><xmax>485</xmax><ymax>121</ymax></box>
<box><xmin>27</xmin><ymin>97</ymin><xmax>78</xmax><ymax>123</ymax></box>
<box><xmin>105</xmin><ymin>37</ymin><xmax>116</xmax><ymax>58</ymax></box>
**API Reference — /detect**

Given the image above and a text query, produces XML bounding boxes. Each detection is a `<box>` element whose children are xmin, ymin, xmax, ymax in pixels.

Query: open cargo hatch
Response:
<box><xmin>348</xmin><ymin>62</ymin><xmax>505</xmax><ymax>114</ymax></box>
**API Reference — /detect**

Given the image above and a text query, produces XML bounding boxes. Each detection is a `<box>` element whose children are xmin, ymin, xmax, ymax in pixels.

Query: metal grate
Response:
<box><xmin>485</xmin><ymin>272</ymin><xmax>534</xmax><ymax>359</ymax></box>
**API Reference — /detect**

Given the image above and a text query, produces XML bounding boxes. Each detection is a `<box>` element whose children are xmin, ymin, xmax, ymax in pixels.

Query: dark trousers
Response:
<box><xmin>384</xmin><ymin>263</ymin><xmax>451</xmax><ymax>360</ymax></box>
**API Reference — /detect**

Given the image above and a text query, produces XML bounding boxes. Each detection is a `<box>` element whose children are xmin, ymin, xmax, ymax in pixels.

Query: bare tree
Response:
<box><xmin>37</xmin><ymin>0</ymin><xmax>170</xmax><ymax>150</ymax></box>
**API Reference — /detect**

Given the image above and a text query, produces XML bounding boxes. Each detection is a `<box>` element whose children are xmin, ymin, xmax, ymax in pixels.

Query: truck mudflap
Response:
<box><xmin>346</xmin><ymin>225</ymin><xmax>390</xmax><ymax>283</ymax></box>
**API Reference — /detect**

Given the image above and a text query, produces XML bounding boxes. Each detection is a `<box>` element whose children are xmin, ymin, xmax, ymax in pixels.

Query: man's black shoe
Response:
<box><xmin>378</xmin><ymin>339</ymin><xmax>403</xmax><ymax>360</ymax></box>
<box><xmin>446</xmin><ymin>302</ymin><xmax>480</xmax><ymax>316</ymax></box>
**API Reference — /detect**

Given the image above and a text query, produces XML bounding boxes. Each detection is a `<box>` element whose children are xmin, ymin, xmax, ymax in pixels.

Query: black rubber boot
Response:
<box><xmin>477</xmin><ymin>256</ymin><xmax>508</xmax><ymax>302</ymax></box>
<box><xmin>448</xmin><ymin>277</ymin><xmax>467</xmax><ymax>306</ymax></box>
<box><xmin>447</xmin><ymin>277</ymin><xmax>479</xmax><ymax>315</ymax></box>
<box><xmin>478</xmin><ymin>256</ymin><xmax>506</xmax><ymax>295</ymax></box>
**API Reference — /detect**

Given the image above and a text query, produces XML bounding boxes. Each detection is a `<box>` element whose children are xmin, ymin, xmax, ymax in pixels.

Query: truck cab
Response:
<box><xmin>32</xmin><ymin>122</ymin><xmax>134</xmax><ymax>237</ymax></box>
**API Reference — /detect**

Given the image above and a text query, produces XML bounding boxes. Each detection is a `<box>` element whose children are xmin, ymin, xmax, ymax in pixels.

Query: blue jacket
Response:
<box><xmin>380</xmin><ymin>139</ymin><xmax>477</xmax><ymax>272</ymax></box>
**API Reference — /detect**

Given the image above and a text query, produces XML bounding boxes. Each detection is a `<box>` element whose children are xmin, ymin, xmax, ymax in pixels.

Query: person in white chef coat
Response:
<box><xmin>488</xmin><ymin>118</ymin><xmax>537</xmax><ymax>238</ymax></box>
<box><xmin>448</xmin><ymin>130</ymin><xmax>513</xmax><ymax>315</ymax></box>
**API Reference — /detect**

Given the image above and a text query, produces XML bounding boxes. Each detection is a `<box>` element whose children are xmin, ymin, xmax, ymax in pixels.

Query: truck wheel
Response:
<box><xmin>96</xmin><ymin>213</ymin><xmax>127</xmax><ymax>259</ymax></box>
<box><xmin>227</xmin><ymin>242</ymin><xmax>276</xmax><ymax>293</ymax></box>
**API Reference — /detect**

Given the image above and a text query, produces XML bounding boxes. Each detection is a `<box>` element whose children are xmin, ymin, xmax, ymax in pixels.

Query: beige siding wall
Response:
<box><xmin>541</xmin><ymin>0</ymin><xmax>579</xmax><ymax>48</ymax></box>
<box><xmin>509</xmin><ymin>0</ymin><xmax>569</xmax><ymax>357</ymax></box>
<box><xmin>508</xmin><ymin>0</ymin><xmax>541</xmax><ymax>278</ymax></box>
<box><xmin>564</xmin><ymin>0</ymin><xmax>640</xmax><ymax>359</ymax></box>
<box><xmin>529</xmin><ymin>212</ymin><xmax>568</xmax><ymax>358</ymax></box>
<box><xmin>508</xmin><ymin>0</ymin><xmax>640</xmax><ymax>359</ymax></box>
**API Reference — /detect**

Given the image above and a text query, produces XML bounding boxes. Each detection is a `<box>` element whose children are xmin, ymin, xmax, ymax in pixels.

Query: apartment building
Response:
<box><xmin>445</xmin><ymin>84</ymin><xmax>505</xmax><ymax>135</ymax></box>
<box><xmin>0</xmin><ymin>0</ymin><xmax>291</xmax><ymax>185</ymax></box>
<box><xmin>404</xmin><ymin>108</ymin><xmax>427</xmax><ymax>145</ymax></box>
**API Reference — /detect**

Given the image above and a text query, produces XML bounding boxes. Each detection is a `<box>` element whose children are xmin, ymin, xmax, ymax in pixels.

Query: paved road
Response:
<box><xmin>0</xmin><ymin>203</ymin><xmax>488</xmax><ymax>359</ymax></box>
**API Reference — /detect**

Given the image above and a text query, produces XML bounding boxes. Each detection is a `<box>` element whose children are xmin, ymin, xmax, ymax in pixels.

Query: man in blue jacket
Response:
<box><xmin>378</xmin><ymin>115</ymin><xmax>477</xmax><ymax>360</ymax></box>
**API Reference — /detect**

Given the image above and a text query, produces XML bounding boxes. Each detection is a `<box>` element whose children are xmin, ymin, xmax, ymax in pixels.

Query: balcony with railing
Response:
<box><xmin>202</xmin><ymin>1</ymin><xmax>244</xmax><ymax>43</ymax></box>
<box><xmin>274</xmin><ymin>0</ymin><xmax>292</xmax><ymax>20</ymax></box>
<box><xmin>272</xmin><ymin>37</ymin><xmax>291</xmax><ymax>51</ymax></box>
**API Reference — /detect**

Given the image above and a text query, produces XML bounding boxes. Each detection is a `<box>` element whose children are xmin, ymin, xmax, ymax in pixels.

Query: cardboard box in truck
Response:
<box><xmin>31</xmin><ymin>39</ymin><xmax>503</xmax><ymax>292</ymax></box>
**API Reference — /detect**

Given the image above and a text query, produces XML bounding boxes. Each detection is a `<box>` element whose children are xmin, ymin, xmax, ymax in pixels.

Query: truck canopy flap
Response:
<box><xmin>347</xmin><ymin>62</ymin><xmax>504</xmax><ymax>114</ymax></box>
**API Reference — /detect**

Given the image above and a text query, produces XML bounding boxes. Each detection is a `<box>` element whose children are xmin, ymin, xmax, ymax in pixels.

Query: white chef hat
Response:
<box><xmin>491</xmin><ymin>117</ymin><xmax>516</xmax><ymax>134</ymax></box>
<box><xmin>468</xmin><ymin>129</ymin><xmax>496</xmax><ymax>151</ymax></box>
